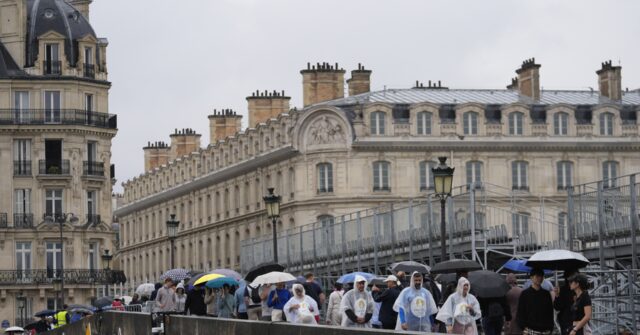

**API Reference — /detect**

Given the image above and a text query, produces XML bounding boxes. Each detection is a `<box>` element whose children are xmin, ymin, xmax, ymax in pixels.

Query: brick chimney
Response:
<box><xmin>347</xmin><ymin>63</ymin><xmax>372</xmax><ymax>96</ymax></box>
<box><xmin>169</xmin><ymin>128</ymin><xmax>201</xmax><ymax>160</ymax></box>
<box><xmin>301</xmin><ymin>62</ymin><xmax>345</xmax><ymax>107</ymax></box>
<box><xmin>143</xmin><ymin>141</ymin><xmax>170</xmax><ymax>172</ymax></box>
<box><xmin>515</xmin><ymin>58</ymin><xmax>541</xmax><ymax>100</ymax></box>
<box><xmin>596</xmin><ymin>60</ymin><xmax>622</xmax><ymax>101</ymax></box>
<box><xmin>246</xmin><ymin>90</ymin><xmax>290</xmax><ymax>128</ymax></box>
<box><xmin>208</xmin><ymin>109</ymin><xmax>242</xmax><ymax>143</ymax></box>
<box><xmin>67</xmin><ymin>0</ymin><xmax>93</xmax><ymax>21</ymax></box>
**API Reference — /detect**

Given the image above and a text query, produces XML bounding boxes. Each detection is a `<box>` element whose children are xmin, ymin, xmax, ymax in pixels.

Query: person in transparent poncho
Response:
<box><xmin>340</xmin><ymin>275</ymin><xmax>375</xmax><ymax>328</ymax></box>
<box><xmin>283</xmin><ymin>283</ymin><xmax>319</xmax><ymax>324</ymax></box>
<box><xmin>393</xmin><ymin>271</ymin><xmax>439</xmax><ymax>332</ymax></box>
<box><xmin>436</xmin><ymin>277</ymin><xmax>482</xmax><ymax>334</ymax></box>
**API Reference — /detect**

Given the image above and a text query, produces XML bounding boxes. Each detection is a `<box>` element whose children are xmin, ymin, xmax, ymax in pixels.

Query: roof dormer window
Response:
<box><xmin>44</xmin><ymin>43</ymin><xmax>60</xmax><ymax>75</ymax></box>
<box><xmin>84</xmin><ymin>47</ymin><xmax>95</xmax><ymax>78</ymax></box>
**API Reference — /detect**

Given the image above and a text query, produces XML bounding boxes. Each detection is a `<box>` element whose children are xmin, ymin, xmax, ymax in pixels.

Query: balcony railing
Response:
<box><xmin>38</xmin><ymin>160</ymin><xmax>70</xmax><ymax>175</ymax></box>
<box><xmin>13</xmin><ymin>160</ymin><xmax>32</xmax><ymax>176</ymax></box>
<box><xmin>13</xmin><ymin>214</ymin><xmax>34</xmax><ymax>228</ymax></box>
<box><xmin>0</xmin><ymin>109</ymin><xmax>117</xmax><ymax>129</ymax></box>
<box><xmin>0</xmin><ymin>269</ymin><xmax>127</xmax><ymax>285</ymax></box>
<box><xmin>83</xmin><ymin>64</ymin><xmax>95</xmax><ymax>78</ymax></box>
<box><xmin>317</xmin><ymin>187</ymin><xmax>334</xmax><ymax>193</ymax></box>
<box><xmin>87</xmin><ymin>214</ymin><xmax>101</xmax><ymax>225</ymax></box>
<box><xmin>512</xmin><ymin>185</ymin><xmax>530</xmax><ymax>191</ymax></box>
<box><xmin>43</xmin><ymin>60</ymin><xmax>61</xmax><ymax>75</ymax></box>
<box><xmin>83</xmin><ymin>161</ymin><xmax>104</xmax><ymax>176</ymax></box>
<box><xmin>373</xmin><ymin>186</ymin><xmax>391</xmax><ymax>192</ymax></box>
<box><xmin>0</xmin><ymin>213</ymin><xmax>7</xmax><ymax>228</ymax></box>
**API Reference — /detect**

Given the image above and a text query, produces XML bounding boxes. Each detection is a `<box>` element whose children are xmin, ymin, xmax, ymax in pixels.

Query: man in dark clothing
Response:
<box><xmin>554</xmin><ymin>269</ymin><xmax>578</xmax><ymax>335</ymax></box>
<box><xmin>372</xmin><ymin>275</ymin><xmax>402</xmax><ymax>329</ymax></box>
<box><xmin>184</xmin><ymin>284</ymin><xmax>207</xmax><ymax>316</ymax></box>
<box><xmin>150</xmin><ymin>282</ymin><xmax>162</xmax><ymax>301</ymax></box>
<box><xmin>479</xmin><ymin>296</ymin><xmax>512</xmax><ymax>335</ymax></box>
<box><xmin>303</xmin><ymin>273</ymin><xmax>325</xmax><ymax>311</ymax></box>
<box><xmin>517</xmin><ymin>268</ymin><xmax>554</xmax><ymax>334</ymax></box>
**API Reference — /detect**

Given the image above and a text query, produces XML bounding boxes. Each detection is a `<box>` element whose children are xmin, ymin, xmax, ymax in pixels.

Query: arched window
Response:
<box><xmin>603</xmin><ymin>161</ymin><xmax>619</xmax><ymax>188</ymax></box>
<box><xmin>370</xmin><ymin>111</ymin><xmax>386</xmax><ymax>135</ymax></box>
<box><xmin>599</xmin><ymin>112</ymin><xmax>614</xmax><ymax>135</ymax></box>
<box><xmin>372</xmin><ymin>161</ymin><xmax>390</xmax><ymax>191</ymax></box>
<box><xmin>557</xmin><ymin>161</ymin><xmax>573</xmax><ymax>190</ymax></box>
<box><xmin>463</xmin><ymin>111</ymin><xmax>478</xmax><ymax>135</ymax></box>
<box><xmin>419</xmin><ymin>161</ymin><xmax>436</xmax><ymax>191</ymax></box>
<box><xmin>553</xmin><ymin>112</ymin><xmax>569</xmax><ymax>135</ymax></box>
<box><xmin>417</xmin><ymin>112</ymin><xmax>432</xmax><ymax>135</ymax></box>
<box><xmin>511</xmin><ymin>161</ymin><xmax>528</xmax><ymax>191</ymax></box>
<box><xmin>512</xmin><ymin>212</ymin><xmax>530</xmax><ymax>235</ymax></box>
<box><xmin>508</xmin><ymin>112</ymin><xmax>524</xmax><ymax>135</ymax></box>
<box><xmin>466</xmin><ymin>161</ymin><xmax>483</xmax><ymax>188</ymax></box>
<box><xmin>317</xmin><ymin>163</ymin><xmax>333</xmax><ymax>193</ymax></box>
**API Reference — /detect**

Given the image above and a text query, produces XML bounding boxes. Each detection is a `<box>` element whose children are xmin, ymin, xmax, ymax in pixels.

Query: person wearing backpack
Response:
<box><xmin>479</xmin><ymin>295</ymin><xmax>512</xmax><ymax>335</ymax></box>
<box><xmin>244</xmin><ymin>284</ymin><xmax>262</xmax><ymax>320</ymax></box>
<box><xmin>302</xmin><ymin>273</ymin><xmax>324</xmax><ymax>311</ymax></box>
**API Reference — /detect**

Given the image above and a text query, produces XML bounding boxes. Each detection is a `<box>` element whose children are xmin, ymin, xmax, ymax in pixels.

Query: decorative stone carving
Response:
<box><xmin>307</xmin><ymin>116</ymin><xmax>346</xmax><ymax>145</ymax></box>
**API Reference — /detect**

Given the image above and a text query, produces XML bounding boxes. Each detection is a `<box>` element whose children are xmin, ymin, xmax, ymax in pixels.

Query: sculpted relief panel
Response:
<box><xmin>305</xmin><ymin>115</ymin><xmax>349</xmax><ymax>150</ymax></box>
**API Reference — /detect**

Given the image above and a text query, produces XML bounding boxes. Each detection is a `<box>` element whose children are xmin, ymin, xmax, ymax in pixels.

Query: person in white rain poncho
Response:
<box><xmin>436</xmin><ymin>277</ymin><xmax>482</xmax><ymax>335</ymax></box>
<box><xmin>393</xmin><ymin>271</ymin><xmax>439</xmax><ymax>332</ymax></box>
<box><xmin>283</xmin><ymin>284</ymin><xmax>319</xmax><ymax>324</ymax></box>
<box><xmin>340</xmin><ymin>275</ymin><xmax>375</xmax><ymax>328</ymax></box>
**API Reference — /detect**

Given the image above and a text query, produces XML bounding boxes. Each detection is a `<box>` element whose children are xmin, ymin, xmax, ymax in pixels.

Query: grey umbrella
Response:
<box><xmin>390</xmin><ymin>261</ymin><xmax>431</xmax><ymax>274</ymax></box>
<box><xmin>431</xmin><ymin>259</ymin><xmax>483</xmax><ymax>274</ymax></box>
<box><xmin>467</xmin><ymin>271</ymin><xmax>511</xmax><ymax>298</ymax></box>
<box><xmin>93</xmin><ymin>296</ymin><xmax>113</xmax><ymax>309</ymax></box>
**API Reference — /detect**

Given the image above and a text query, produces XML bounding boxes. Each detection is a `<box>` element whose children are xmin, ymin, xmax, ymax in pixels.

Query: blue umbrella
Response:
<box><xmin>336</xmin><ymin>272</ymin><xmax>376</xmax><ymax>284</ymax></box>
<box><xmin>504</xmin><ymin>259</ymin><xmax>553</xmax><ymax>275</ymax></box>
<box><xmin>205</xmin><ymin>276</ymin><xmax>239</xmax><ymax>289</ymax></box>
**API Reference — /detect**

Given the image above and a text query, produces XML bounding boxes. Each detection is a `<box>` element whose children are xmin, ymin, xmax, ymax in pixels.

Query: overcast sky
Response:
<box><xmin>89</xmin><ymin>0</ymin><xmax>640</xmax><ymax>193</ymax></box>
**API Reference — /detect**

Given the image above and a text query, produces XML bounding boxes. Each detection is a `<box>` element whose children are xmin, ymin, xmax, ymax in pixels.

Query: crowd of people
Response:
<box><xmin>139</xmin><ymin>268</ymin><xmax>593</xmax><ymax>335</ymax></box>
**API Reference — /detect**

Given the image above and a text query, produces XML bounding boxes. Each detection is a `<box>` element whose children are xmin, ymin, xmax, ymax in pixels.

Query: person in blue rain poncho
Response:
<box><xmin>392</xmin><ymin>271</ymin><xmax>439</xmax><ymax>332</ymax></box>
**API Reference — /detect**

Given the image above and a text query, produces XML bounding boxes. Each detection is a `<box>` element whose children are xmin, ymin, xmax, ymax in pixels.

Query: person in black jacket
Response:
<box><xmin>479</xmin><ymin>296</ymin><xmax>512</xmax><ymax>335</ymax></box>
<box><xmin>372</xmin><ymin>275</ymin><xmax>402</xmax><ymax>329</ymax></box>
<box><xmin>517</xmin><ymin>268</ymin><xmax>554</xmax><ymax>334</ymax></box>
<box><xmin>184</xmin><ymin>284</ymin><xmax>207</xmax><ymax>316</ymax></box>
<box><xmin>554</xmin><ymin>269</ymin><xmax>579</xmax><ymax>335</ymax></box>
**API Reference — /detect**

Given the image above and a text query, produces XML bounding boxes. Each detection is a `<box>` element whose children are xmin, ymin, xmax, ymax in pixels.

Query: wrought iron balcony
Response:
<box><xmin>43</xmin><ymin>60</ymin><xmax>61</xmax><ymax>75</ymax></box>
<box><xmin>0</xmin><ymin>269</ymin><xmax>127</xmax><ymax>285</ymax></box>
<box><xmin>0</xmin><ymin>109</ymin><xmax>117</xmax><ymax>129</ymax></box>
<box><xmin>13</xmin><ymin>214</ymin><xmax>34</xmax><ymax>228</ymax></box>
<box><xmin>38</xmin><ymin>160</ymin><xmax>70</xmax><ymax>175</ymax></box>
<box><xmin>87</xmin><ymin>214</ymin><xmax>101</xmax><ymax>225</ymax></box>
<box><xmin>317</xmin><ymin>187</ymin><xmax>334</xmax><ymax>193</ymax></box>
<box><xmin>83</xmin><ymin>64</ymin><xmax>95</xmax><ymax>78</ymax></box>
<box><xmin>83</xmin><ymin>161</ymin><xmax>105</xmax><ymax>176</ymax></box>
<box><xmin>512</xmin><ymin>185</ymin><xmax>530</xmax><ymax>191</ymax></box>
<box><xmin>13</xmin><ymin>160</ymin><xmax>32</xmax><ymax>176</ymax></box>
<box><xmin>0</xmin><ymin>213</ymin><xmax>7</xmax><ymax>228</ymax></box>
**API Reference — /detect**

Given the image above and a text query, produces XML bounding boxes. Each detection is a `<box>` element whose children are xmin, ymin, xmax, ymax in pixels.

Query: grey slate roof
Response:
<box><xmin>0</xmin><ymin>43</ymin><xmax>25</xmax><ymax>78</ymax></box>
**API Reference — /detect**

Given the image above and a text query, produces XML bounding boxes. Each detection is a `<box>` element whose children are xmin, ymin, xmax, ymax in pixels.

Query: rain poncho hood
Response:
<box><xmin>283</xmin><ymin>284</ymin><xmax>319</xmax><ymax>324</ymax></box>
<box><xmin>392</xmin><ymin>271</ymin><xmax>438</xmax><ymax>331</ymax></box>
<box><xmin>436</xmin><ymin>277</ymin><xmax>481</xmax><ymax>328</ymax></box>
<box><xmin>340</xmin><ymin>275</ymin><xmax>375</xmax><ymax>328</ymax></box>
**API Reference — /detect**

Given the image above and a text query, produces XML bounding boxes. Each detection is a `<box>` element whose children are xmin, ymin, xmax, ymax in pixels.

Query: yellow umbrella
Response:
<box><xmin>194</xmin><ymin>273</ymin><xmax>224</xmax><ymax>286</ymax></box>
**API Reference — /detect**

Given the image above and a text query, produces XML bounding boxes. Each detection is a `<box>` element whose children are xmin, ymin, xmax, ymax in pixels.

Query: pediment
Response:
<box><xmin>38</xmin><ymin>30</ymin><xmax>66</xmax><ymax>40</ymax></box>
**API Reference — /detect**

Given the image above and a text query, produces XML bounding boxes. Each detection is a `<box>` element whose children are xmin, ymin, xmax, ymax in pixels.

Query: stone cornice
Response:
<box><xmin>352</xmin><ymin>138</ymin><xmax>640</xmax><ymax>152</ymax></box>
<box><xmin>0</xmin><ymin>125</ymin><xmax>117</xmax><ymax>138</ymax></box>
<box><xmin>115</xmin><ymin>146</ymin><xmax>299</xmax><ymax>217</ymax></box>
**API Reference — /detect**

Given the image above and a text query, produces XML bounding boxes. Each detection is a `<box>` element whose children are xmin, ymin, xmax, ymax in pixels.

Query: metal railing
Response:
<box><xmin>0</xmin><ymin>109</ymin><xmax>117</xmax><ymax>129</ymax></box>
<box><xmin>43</xmin><ymin>60</ymin><xmax>61</xmax><ymax>75</ymax></box>
<box><xmin>13</xmin><ymin>214</ymin><xmax>34</xmax><ymax>228</ymax></box>
<box><xmin>0</xmin><ymin>269</ymin><xmax>126</xmax><ymax>285</ymax></box>
<box><xmin>38</xmin><ymin>159</ymin><xmax>70</xmax><ymax>175</ymax></box>
<box><xmin>83</xmin><ymin>161</ymin><xmax>105</xmax><ymax>176</ymax></box>
<box><xmin>83</xmin><ymin>64</ymin><xmax>95</xmax><ymax>78</ymax></box>
<box><xmin>0</xmin><ymin>213</ymin><xmax>7</xmax><ymax>228</ymax></box>
<box><xmin>13</xmin><ymin>160</ymin><xmax>32</xmax><ymax>176</ymax></box>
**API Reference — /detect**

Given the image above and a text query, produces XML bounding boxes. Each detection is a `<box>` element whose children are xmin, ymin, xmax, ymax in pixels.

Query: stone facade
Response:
<box><xmin>0</xmin><ymin>0</ymin><xmax>118</xmax><ymax>326</ymax></box>
<box><xmin>115</xmin><ymin>60</ymin><xmax>640</xmax><ymax>291</ymax></box>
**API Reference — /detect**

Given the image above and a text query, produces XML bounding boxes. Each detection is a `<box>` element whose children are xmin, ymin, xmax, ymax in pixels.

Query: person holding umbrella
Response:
<box><xmin>216</xmin><ymin>284</ymin><xmax>236</xmax><ymax>318</ymax></box>
<box><xmin>393</xmin><ymin>272</ymin><xmax>438</xmax><ymax>332</ymax></box>
<box><xmin>516</xmin><ymin>268</ymin><xmax>554</xmax><ymax>335</ymax></box>
<box><xmin>372</xmin><ymin>275</ymin><xmax>402</xmax><ymax>330</ymax></box>
<box><xmin>155</xmin><ymin>278</ymin><xmax>177</xmax><ymax>312</ymax></box>
<box><xmin>184</xmin><ymin>283</ymin><xmax>207</xmax><ymax>316</ymax></box>
<box><xmin>478</xmin><ymin>291</ymin><xmax>512</xmax><ymax>335</ymax></box>
<box><xmin>437</xmin><ymin>277</ymin><xmax>481</xmax><ymax>334</ymax></box>
<box><xmin>340</xmin><ymin>275</ymin><xmax>375</xmax><ymax>328</ymax></box>
<box><xmin>267</xmin><ymin>282</ymin><xmax>292</xmax><ymax>321</ymax></box>
<box><xmin>567</xmin><ymin>274</ymin><xmax>592</xmax><ymax>335</ymax></box>
<box><xmin>554</xmin><ymin>269</ymin><xmax>579</xmax><ymax>335</ymax></box>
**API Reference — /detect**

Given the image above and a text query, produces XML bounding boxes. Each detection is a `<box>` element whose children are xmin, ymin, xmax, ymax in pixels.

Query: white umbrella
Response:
<box><xmin>5</xmin><ymin>326</ymin><xmax>25</xmax><ymax>333</ymax></box>
<box><xmin>135</xmin><ymin>283</ymin><xmax>155</xmax><ymax>297</ymax></box>
<box><xmin>526</xmin><ymin>249</ymin><xmax>589</xmax><ymax>270</ymax></box>
<box><xmin>252</xmin><ymin>271</ymin><xmax>296</xmax><ymax>285</ymax></box>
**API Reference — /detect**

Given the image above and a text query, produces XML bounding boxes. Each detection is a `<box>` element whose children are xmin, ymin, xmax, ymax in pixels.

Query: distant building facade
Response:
<box><xmin>115</xmin><ymin>59</ymin><xmax>640</xmax><ymax>287</ymax></box>
<box><xmin>0</xmin><ymin>0</ymin><xmax>121</xmax><ymax>326</ymax></box>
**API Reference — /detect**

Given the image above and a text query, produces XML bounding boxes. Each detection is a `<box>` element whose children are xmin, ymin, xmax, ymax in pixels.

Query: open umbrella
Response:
<box><xmin>525</xmin><ymin>249</ymin><xmax>589</xmax><ymax>270</ymax></box>
<box><xmin>69</xmin><ymin>306</ymin><xmax>94</xmax><ymax>315</ymax></box>
<box><xmin>205</xmin><ymin>276</ymin><xmax>239</xmax><ymax>289</ymax></box>
<box><xmin>93</xmin><ymin>296</ymin><xmax>113</xmax><ymax>309</ymax></box>
<box><xmin>390</xmin><ymin>261</ymin><xmax>431</xmax><ymax>274</ymax></box>
<box><xmin>434</xmin><ymin>273</ymin><xmax>456</xmax><ymax>284</ymax></box>
<box><xmin>160</xmin><ymin>268</ymin><xmax>190</xmax><ymax>282</ymax></box>
<box><xmin>135</xmin><ymin>283</ymin><xmax>156</xmax><ymax>297</ymax></box>
<box><xmin>34</xmin><ymin>309</ymin><xmax>57</xmax><ymax>317</ymax></box>
<box><xmin>252</xmin><ymin>271</ymin><xmax>297</xmax><ymax>285</ymax></box>
<box><xmin>503</xmin><ymin>259</ymin><xmax>553</xmax><ymax>275</ymax></box>
<box><xmin>245</xmin><ymin>263</ymin><xmax>285</xmax><ymax>282</ymax></box>
<box><xmin>467</xmin><ymin>271</ymin><xmax>511</xmax><ymax>298</ymax></box>
<box><xmin>210</xmin><ymin>269</ymin><xmax>243</xmax><ymax>281</ymax></box>
<box><xmin>4</xmin><ymin>326</ymin><xmax>25</xmax><ymax>334</ymax></box>
<box><xmin>194</xmin><ymin>273</ymin><xmax>225</xmax><ymax>286</ymax></box>
<box><xmin>336</xmin><ymin>272</ymin><xmax>377</xmax><ymax>284</ymax></box>
<box><xmin>431</xmin><ymin>259</ymin><xmax>483</xmax><ymax>274</ymax></box>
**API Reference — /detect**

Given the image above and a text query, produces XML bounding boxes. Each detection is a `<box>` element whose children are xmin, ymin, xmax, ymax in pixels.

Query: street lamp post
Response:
<box><xmin>53</xmin><ymin>278</ymin><xmax>62</xmax><ymax>309</ymax></box>
<box><xmin>101</xmin><ymin>249</ymin><xmax>113</xmax><ymax>296</ymax></box>
<box><xmin>263</xmin><ymin>188</ymin><xmax>282</xmax><ymax>263</ymax></box>
<box><xmin>166</xmin><ymin>214</ymin><xmax>180</xmax><ymax>269</ymax></box>
<box><xmin>432</xmin><ymin>156</ymin><xmax>455</xmax><ymax>262</ymax></box>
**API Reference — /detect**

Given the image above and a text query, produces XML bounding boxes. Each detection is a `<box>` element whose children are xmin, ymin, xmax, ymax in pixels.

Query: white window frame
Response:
<box><xmin>88</xmin><ymin>242</ymin><xmax>98</xmax><ymax>271</ymax></box>
<box><xmin>554</xmin><ymin>112</ymin><xmax>568</xmax><ymax>135</ymax></box>
<box><xmin>318</xmin><ymin>215</ymin><xmax>335</xmax><ymax>246</ymax></box>
<box><xmin>512</xmin><ymin>212</ymin><xmax>530</xmax><ymax>235</ymax></box>
<box><xmin>463</xmin><ymin>111</ymin><xmax>478</xmax><ymax>135</ymax></box>
<box><xmin>558</xmin><ymin>212</ymin><xmax>567</xmax><ymax>241</ymax></box>
<box><xmin>466</xmin><ymin>161</ymin><xmax>483</xmax><ymax>188</ymax></box>
<box><xmin>45</xmin><ymin>189</ymin><xmax>63</xmax><ymax>215</ymax></box>
<box><xmin>511</xmin><ymin>161</ymin><xmax>528</xmax><ymax>191</ymax></box>
<box><xmin>317</xmin><ymin>163</ymin><xmax>333</xmax><ymax>193</ymax></box>
<box><xmin>557</xmin><ymin>161</ymin><xmax>573</xmax><ymax>190</ymax></box>
<box><xmin>508</xmin><ymin>112</ymin><xmax>524</xmax><ymax>135</ymax></box>
<box><xmin>419</xmin><ymin>161</ymin><xmax>436</xmax><ymax>191</ymax></box>
<box><xmin>14</xmin><ymin>189</ymin><xmax>32</xmax><ymax>215</ymax></box>
<box><xmin>370</xmin><ymin>111</ymin><xmax>386</xmax><ymax>135</ymax></box>
<box><xmin>373</xmin><ymin>161</ymin><xmax>390</xmax><ymax>191</ymax></box>
<box><xmin>43</xmin><ymin>91</ymin><xmax>61</xmax><ymax>123</ymax></box>
<box><xmin>603</xmin><ymin>161</ymin><xmax>618</xmax><ymax>188</ymax></box>
<box><xmin>16</xmin><ymin>242</ymin><xmax>32</xmax><ymax>277</ymax></box>
<box><xmin>417</xmin><ymin>112</ymin><xmax>432</xmax><ymax>135</ymax></box>
<box><xmin>14</xmin><ymin>91</ymin><xmax>30</xmax><ymax>123</ymax></box>
<box><xmin>599</xmin><ymin>112</ymin><xmax>614</xmax><ymax>136</ymax></box>
<box><xmin>46</xmin><ymin>242</ymin><xmax>62</xmax><ymax>273</ymax></box>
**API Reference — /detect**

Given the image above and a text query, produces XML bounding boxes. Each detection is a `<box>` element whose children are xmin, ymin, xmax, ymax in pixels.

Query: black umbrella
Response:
<box><xmin>390</xmin><ymin>261</ymin><xmax>431</xmax><ymax>274</ymax></box>
<box><xmin>93</xmin><ymin>296</ymin><xmax>113</xmax><ymax>309</ymax></box>
<box><xmin>434</xmin><ymin>273</ymin><xmax>456</xmax><ymax>284</ymax></box>
<box><xmin>245</xmin><ymin>262</ymin><xmax>285</xmax><ymax>282</ymax></box>
<box><xmin>467</xmin><ymin>271</ymin><xmax>511</xmax><ymax>298</ymax></box>
<box><xmin>187</xmin><ymin>273</ymin><xmax>207</xmax><ymax>286</ymax></box>
<box><xmin>34</xmin><ymin>309</ymin><xmax>56</xmax><ymax>317</ymax></box>
<box><xmin>431</xmin><ymin>259</ymin><xmax>483</xmax><ymax>274</ymax></box>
